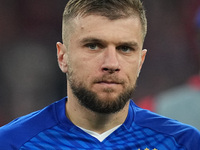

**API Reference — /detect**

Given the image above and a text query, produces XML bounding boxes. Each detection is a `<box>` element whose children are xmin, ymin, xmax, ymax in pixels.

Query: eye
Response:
<box><xmin>85</xmin><ymin>43</ymin><xmax>100</xmax><ymax>50</ymax></box>
<box><xmin>117</xmin><ymin>45</ymin><xmax>134</xmax><ymax>53</ymax></box>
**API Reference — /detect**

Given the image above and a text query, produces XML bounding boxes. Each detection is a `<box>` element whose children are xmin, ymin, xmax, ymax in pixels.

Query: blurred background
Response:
<box><xmin>0</xmin><ymin>0</ymin><xmax>200</xmax><ymax>130</ymax></box>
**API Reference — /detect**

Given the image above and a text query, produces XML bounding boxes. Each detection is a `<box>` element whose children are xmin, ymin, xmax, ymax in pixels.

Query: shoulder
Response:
<box><xmin>130</xmin><ymin>100</ymin><xmax>200</xmax><ymax>149</ymax></box>
<box><xmin>0</xmin><ymin>99</ymin><xmax>62</xmax><ymax>149</ymax></box>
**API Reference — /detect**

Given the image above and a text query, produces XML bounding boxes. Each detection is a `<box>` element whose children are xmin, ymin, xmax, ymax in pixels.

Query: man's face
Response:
<box><xmin>60</xmin><ymin>15</ymin><xmax>146</xmax><ymax>114</ymax></box>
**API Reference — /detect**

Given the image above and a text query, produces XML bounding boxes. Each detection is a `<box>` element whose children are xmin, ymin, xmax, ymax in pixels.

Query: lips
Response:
<box><xmin>93</xmin><ymin>75</ymin><xmax>124</xmax><ymax>85</ymax></box>
<box><xmin>97</xmin><ymin>80</ymin><xmax>120</xmax><ymax>84</ymax></box>
<box><xmin>95</xmin><ymin>77</ymin><xmax>124</xmax><ymax>85</ymax></box>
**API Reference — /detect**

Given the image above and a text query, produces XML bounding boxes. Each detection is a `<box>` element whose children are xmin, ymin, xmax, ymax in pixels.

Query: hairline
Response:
<box><xmin>62</xmin><ymin>13</ymin><xmax>146</xmax><ymax>47</ymax></box>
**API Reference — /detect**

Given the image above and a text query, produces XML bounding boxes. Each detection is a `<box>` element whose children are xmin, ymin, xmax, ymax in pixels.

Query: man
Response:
<box><xmin>0</xmin><ymin>0</ymin><xmax>199</xmax><ymax>149</ymax></box>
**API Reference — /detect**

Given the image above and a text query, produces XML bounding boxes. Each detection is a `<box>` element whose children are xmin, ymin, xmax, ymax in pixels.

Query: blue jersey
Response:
<box><xmin>0</xmin><ymin>97</ymin><xmax>199</xmax><ymax>150</ymax></box>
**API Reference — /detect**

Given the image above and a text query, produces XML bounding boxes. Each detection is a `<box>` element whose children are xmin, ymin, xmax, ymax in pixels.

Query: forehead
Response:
<box><xmin>69</xmin><ymin>15</ymin><xmax>143</xmax><ymax>46</ymax></box>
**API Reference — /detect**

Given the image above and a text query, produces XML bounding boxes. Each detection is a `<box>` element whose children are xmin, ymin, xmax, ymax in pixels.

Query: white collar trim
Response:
<box><xmin>78</xmin><ymin>125</ymin><xmax>122</xmax><ymax>142</ymax></box>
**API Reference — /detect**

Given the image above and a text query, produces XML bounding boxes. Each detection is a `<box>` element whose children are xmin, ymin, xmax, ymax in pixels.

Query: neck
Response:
<box><xmin>66</xmin><ymin>88</ymin><xmax>129</xmax><ymax>134</ymax></box>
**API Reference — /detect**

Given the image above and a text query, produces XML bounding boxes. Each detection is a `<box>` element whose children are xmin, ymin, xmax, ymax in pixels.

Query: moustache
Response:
<box><xmin>93</xmin><ymin>75</ymin><xmax>125</xmax><ymax>84</ymax></box>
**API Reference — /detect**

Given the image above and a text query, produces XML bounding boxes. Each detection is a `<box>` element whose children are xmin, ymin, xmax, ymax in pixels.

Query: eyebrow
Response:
<box><xmin>79</xmin><ymin>37</ymin><xmax>139</xmax><ymax>48</ymax></box>
<box><xmin>79</xmin><ymin>37</ymin><xmax>104</xmax><ymax>45</ymax></box>
<box><xmin>117</xmin><ymin>41</ymin><xmax>139</xmax><ymax>49</ymax></box>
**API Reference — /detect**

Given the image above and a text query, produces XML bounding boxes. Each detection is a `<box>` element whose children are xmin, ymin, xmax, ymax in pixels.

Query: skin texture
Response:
<box><xmin>57</xmin><ymin>15</ymin><xmax>147</xmax><ymax>133</ymax></box>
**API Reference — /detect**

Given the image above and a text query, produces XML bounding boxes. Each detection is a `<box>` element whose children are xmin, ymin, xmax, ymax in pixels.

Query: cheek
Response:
<box><xmin>124</xmin><ymin>58</ymin><xmax>140</xmax><ymax>72</ymax></box>
<box><xmin>123</xmin><ymin>60</ymin><xmax>140</xmax><ymax>81</ymax></box>
<box><xmin>129</xmin><ymin>68</ymin><xmax>139</xmax><ymax>81</ymax></box>
<box><xmin>70</xmin><ymin>57</ymin><xmax>96</xmax><ymax>80</ymax></box>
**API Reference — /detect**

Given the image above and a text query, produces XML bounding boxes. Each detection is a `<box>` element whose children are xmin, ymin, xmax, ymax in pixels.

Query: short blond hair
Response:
<box><xmin>62</xmin><ymin>0</ymin><xmax>147</xmax><ymax>43</ymax></box>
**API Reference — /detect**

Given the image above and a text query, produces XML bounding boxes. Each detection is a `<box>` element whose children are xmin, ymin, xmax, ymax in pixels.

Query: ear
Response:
<box><xmin>138</xmin><ymin>49</ymin><xmax>147</xmax><ymax>77</ymax></box>
<box><xmin>57</xmin><ymin>42</ymin><xmax>68</xmax><ymax>73</ymax></box>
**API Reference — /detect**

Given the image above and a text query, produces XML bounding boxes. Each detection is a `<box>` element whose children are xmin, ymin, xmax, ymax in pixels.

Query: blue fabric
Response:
<box><xmin>0</xmin><ymin>97</ymin><xmax>199</xmax><ymax>150</ymax></box>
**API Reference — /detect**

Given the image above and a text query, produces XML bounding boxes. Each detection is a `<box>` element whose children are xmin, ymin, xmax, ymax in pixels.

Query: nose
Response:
<box><xmin>101</xmin><ymin>47</ymin><xmax>120</xmax><ymax>73</ymax></box>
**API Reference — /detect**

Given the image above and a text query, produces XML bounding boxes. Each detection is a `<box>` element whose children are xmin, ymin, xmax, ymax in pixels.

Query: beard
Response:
<box><xmin>67</xmin><ymin>69</ymin><xmax>137</xmax><ymax>114</ymax></box>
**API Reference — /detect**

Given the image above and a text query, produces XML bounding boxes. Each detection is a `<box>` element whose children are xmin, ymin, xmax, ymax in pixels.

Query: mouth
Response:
<box><xmin>97</xmin><ymin>80</ymin><xmax>121</xmax><ymax>85</ymax></box>
<box><xmin>93</xmin><ymin>76</ymin><xmax>124</xmax><ymax>87</ymax></box>
<box><xmin>92</xmin><ymin>77</ymin><xmax>125</xmax><ymax>92</ymax></box>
